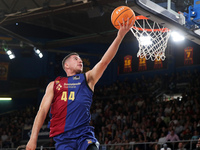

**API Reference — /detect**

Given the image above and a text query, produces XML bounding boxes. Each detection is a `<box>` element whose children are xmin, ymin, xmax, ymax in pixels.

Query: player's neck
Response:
<box><xmin>66</xmin><ymin>72</ymin><xmax>76</xmax><ymax>77</ymax></box>
<box><xmin>66</xmin><ymin>68</ymin><xmax>82</xmax><ymax>77</ymax></box>
<box><xmin>66</xmin><ymin>70</ymin><xmax>79</xmax><ymax>77</ymax></box>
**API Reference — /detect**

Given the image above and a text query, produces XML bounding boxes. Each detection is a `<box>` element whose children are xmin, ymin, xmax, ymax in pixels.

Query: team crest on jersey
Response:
<box><xmin>55</xmin><ymin>80</ymin><xmax>59</xmax><ymax>84</ymax></box>
<box><xmin>87</xmin><ymin>139</ymin><xmax>92</xmax><ymax>144</ymax></box>
<box><xmin>73</xmin><ymin>76</ymin><xmax>80</xmax><ymax>80</ymax></box>
<box><xmin>56</xmin><ymin>84</ymin><xmax>62</xmax><ymax>90</ymax></box>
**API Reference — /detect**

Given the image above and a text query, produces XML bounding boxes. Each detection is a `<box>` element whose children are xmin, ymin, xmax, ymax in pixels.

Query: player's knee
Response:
<box><xmin>86</xmin><ymin>144</ymin><xmax>98</xmax><ymax>150</ymax></box>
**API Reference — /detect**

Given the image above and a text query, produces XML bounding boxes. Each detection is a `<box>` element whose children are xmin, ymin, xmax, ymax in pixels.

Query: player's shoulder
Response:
<box><xmin>54</xmin><ymin>76</ymin><xmax>64</xmax><ymax>80</ymax></box>
<box><xmin>43</xmin><ymin>81</ymin><xmax>54</xmax><ymax>93</ymax></box>
<box><xmin>47</xmin><ymin>81</ymin><xmax>54</xmax><ymax>88</ymax></box>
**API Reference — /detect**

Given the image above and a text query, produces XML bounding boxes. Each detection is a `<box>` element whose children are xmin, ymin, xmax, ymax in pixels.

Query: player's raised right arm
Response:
<box><xmin>26</xmin><ymin>81</ymin><xmax>54</xmax><ymax>150</ymax></box>
<box><xmin>86</xmin><ymin>18</ymin><xmax>134</xmax><ymax>91</ymax></box>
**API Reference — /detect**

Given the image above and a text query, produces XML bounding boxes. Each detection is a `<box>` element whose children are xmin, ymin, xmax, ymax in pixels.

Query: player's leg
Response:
<box><xmin>86</xmin><ymin>143</ymin><xmax>98</xmax><ymax>150</ymax></box>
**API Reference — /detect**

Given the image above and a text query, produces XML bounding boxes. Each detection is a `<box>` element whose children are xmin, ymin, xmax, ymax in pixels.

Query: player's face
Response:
<box><xmin>67</xmin><ymin>55</ymin><xmax>83</xmax><ymax>73</ymax></box>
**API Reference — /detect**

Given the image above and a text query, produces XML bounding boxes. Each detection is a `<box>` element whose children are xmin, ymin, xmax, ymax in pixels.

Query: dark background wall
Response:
<box><xmin>1</xmin><ymin>37</ymin><xmax>200</xmax><ymax>113</ymax></box>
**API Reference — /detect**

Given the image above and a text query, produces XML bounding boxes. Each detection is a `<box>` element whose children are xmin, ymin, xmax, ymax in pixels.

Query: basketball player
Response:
<box><xmin>26</xmin><ymin>18</ymin><xmax>134</xmax><ymax>150</ymax></box>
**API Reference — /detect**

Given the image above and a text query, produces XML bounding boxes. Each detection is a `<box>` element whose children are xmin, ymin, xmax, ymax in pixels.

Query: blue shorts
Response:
<box><xmin>53</xmin><ymin>126</ymin><xmax>99</xmax><ymax>150</ymax></box>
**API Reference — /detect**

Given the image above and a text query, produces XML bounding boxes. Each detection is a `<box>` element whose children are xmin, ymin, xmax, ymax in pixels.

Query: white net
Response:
<box><xmin>131</xmin><ymin>16</ymin><xmax>171</xmax><ymax>61</ymax></box>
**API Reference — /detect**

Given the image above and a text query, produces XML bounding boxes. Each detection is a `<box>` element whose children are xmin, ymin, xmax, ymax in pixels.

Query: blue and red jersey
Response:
<box><xmin>49</xmin><ymin>73</ymin><xmax>93</xmax><ymax>137</ymax></box>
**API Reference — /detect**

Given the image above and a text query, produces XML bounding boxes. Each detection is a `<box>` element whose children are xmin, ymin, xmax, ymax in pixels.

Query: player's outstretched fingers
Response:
<box><xmin>122</xmin><ymin>18</ymin><xmax>125</xmax><ymax>26</ymax></box>
<box><xmin>126</xmin><ymin>18</ymin><xmax>130</xmax><ymax>29</ymax></box>
<box><xmin>118</xmin><ymin>20</ymin><xmax>122</xmax><ymax>28</ymax></box>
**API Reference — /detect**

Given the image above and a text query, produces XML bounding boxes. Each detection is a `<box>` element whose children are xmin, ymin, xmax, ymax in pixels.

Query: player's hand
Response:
<box><xmin>117</xmin><ymin>17</ymin><xmax>134</xmax><ymax>38</ymax></box>
<box><xmin>26</xmin><ymin>140</ymin><xmax>37</xmax><ymax>150</ymax></box>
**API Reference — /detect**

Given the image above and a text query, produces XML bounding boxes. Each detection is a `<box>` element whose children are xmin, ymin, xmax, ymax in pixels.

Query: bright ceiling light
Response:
<box><xmin>36</xmin><ymin>49</ymin><xmax>41</xmax><ymax>54</ymax></box>
<box><xmin>5</xmin><ymin>49</ymin><xmax>15</xmax><ymax>59</ymax></box>
<box><xmin>39</xmin><ymin>53</ymin><xmax>43</xmax><ymax>58</ymax></box>
<box><xmin>171</xmin><ymin>31</ymin><xmax>185</xmax><ymax>42</ymax></box>
<box><xmin>139</xmin><ymin>36</ymin><xmax>152</xmax><ymax>45</ymax></box>
<box><xmin>9</xmin><ymin>54</ymin><xmax>15</xmax><ymax>59</ymax></box>
<box><xmin>6</xmin><ymin>50</ymin><xmax>12</xmax><ymax>55</ymax></box>
<box><xmin>0</xmin><ymin>97</ymin><xmax>12</xmax><ymax>101</ymax></box>
<box><xmin>34</xmin><ymin>47</ymin><xmax>43</xmax><ymax>58</ymax></box>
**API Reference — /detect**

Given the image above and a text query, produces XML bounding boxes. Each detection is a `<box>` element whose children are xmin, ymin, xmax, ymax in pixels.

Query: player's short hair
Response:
<box><xmin>62</xmin><ymin>52</ymin><xmax>79</xmax><ymax>70</ymax></box>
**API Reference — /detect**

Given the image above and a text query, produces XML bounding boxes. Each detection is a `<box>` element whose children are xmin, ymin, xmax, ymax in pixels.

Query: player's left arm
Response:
<box><xmin>86</xmin><ymin>18</ymin><xmax>134</xmax><ymax>90</ymax></box>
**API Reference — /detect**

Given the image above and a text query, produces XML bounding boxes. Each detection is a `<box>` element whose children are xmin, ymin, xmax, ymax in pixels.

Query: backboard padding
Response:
<box><xmin>127</xmin><ymin>0</ymin><xmax>200</xmax><ymax>45</ymax></box>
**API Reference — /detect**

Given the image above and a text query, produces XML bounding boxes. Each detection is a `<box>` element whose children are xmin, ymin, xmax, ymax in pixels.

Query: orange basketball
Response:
<box><xmin>111</xmin><ymin>6</ymin><xmax>135</xmax><ymax>29</ymax></box>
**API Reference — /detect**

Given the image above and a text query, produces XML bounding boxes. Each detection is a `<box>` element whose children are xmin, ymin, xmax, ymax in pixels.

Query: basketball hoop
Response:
<box><xmin>130</xmin><ymin>15</ymin><xmax>171</xmax><ymax>61</ymax></box>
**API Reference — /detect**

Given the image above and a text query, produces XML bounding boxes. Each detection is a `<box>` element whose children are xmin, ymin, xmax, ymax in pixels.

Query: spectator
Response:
<box><xmin>169</xmin><ymin>115</ymin><xmax>178</xmax><ymax>125</ymax></box>
<box><xmin>161</xmin><ymin>127</ymin><xmax>168</xmax><ymax>136</ymax></box>
<box><xmin>176</xmin><ymin>142</ymin><xmax>186</xmax><ymax>150</ymax></box>
<box><xmin>191</xmin><ymin>130</ymin><xmax>199</xmax><ymax>140</ymax></box>
<box><xmin>166</xmin><ymin>129</ymin><xmax>180</xmax><ymax>141</ymax></box>
<box><xmin>196</xmin><ymin>138</ymin><xmax>200</xmax><ymax>150</ymax></box>
<box><xmin>1</xmin><ymin>131</ymin><xmax>8</xmax><ymax>148</ymax></box>
<box><xmin>160</xmin><ymin>144</ymin><xmax>171</xmax><ymax>150</ymax></box>
<box><xmin>174</xmin><ymin>122</ymin><xmax>184</xmax><ymax>136</ymax></box>
<box><xmin>181</xmin><ymin>127</ymin><xmax>192</xmax><ymax>140</ymax></box>
<box><xmin>158</xmin><ymin>132</ymin><xmax>167</xmax><ymax>146</ymax></box>
<box><xmin>164</xmin><ymin>104</ymin><xmax>172</xmax><ymax>115</ymax></box>
<box><xmin>177</xmin><ymin>114</ymin><xmax>185</xmax><ymax>126</ymax></box>
<box><xmin>191</xmin><ymin>130</ymin><xmax>199</xmax><ymax>149</ymax></box>
<box><xmin>146</xmin><ymin>127</ymin><xmax>152</xmax><ymax>138</ymax></box>
<box><xmin>104</xmin><ymin>137</ymin><xmax>111</xmax><ymax>144</ymax></box>
<box><xmin>91</xmin><ymin>109</ymin><xmax>99</xmax><ymax>122</ymax></box>
<box><xmin>156</xmin><ymin>117</ymin><xmax>167</xmax><ymax>131</ymax></box>
<box><xmin>5</xmin><ymin>132</ymin><xmax>13</xmax><ymax>148</ymax></box>
<box><xmin>163</xmin><ymin>113</ymin><xmax>171</xmax><ymax>125</ymax></box>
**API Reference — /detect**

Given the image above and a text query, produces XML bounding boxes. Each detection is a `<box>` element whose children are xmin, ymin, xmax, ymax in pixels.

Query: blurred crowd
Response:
<box><xmin>0</xmin><ymin>105</ymin><xmax>37</xmax><ymax>148</ymax></box>
<box><xmin>0</xmin><ymin>70</ymin><xmax>200</xmax><ymax>149</ymax></box>
<box><xmin>91</xmin><ymin>70</ymin><xmax>200</xmax><ymax>150</ymax></box>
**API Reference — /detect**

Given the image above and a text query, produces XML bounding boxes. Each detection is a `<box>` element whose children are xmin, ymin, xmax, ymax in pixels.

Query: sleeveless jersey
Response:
<box><xmin>49</xmin><ymin>73</ymin><xmax>93</xmax><ymax>137</ymax></box>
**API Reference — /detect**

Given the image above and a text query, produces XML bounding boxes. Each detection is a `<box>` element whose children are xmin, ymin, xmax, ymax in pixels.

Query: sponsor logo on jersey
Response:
<box><xmin>87</xmin><ymin>139</ymin><xmax>92</xmax><ymax>144</ymax></box>
<box><xmin>73</xmin><ymin>76</ymin><xmax>80</xmax><ymax>80</ymax></box>
<box><xmin>64</xmin><ymin>82</ymin><xmax>81</xmax><ymax>88</ymax></box>
<box><xmin>56</xmin><ymin>84</ymin><xmax>62</xmax><ymax>90</ymax></box>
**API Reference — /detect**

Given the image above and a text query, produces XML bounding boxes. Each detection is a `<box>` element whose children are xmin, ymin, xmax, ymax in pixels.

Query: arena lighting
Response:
<box><xmin>2</xmin><ymin>41</ymin><xmax>16</xmax><ymax>59</ymax></box>
<box><xmin>0</xmin><ymin>97</ymin><xmax>12</xmax><ymax>101</ymax></box>
<box><xmin>6</xmin><ymin>49</ymin><xmax>15</xmax><ymax>59</ymax></box>
<box><xmin>171</xmin><ymin>31</ymin><xmax>185</xmax><ymax>42</ymax></box>
<box><xmin>34</xmin><ymin>47</ymin><xmax>43</xmax><ymax>58</ymax></box>
<box><xmin>139</xmin><ymin>36</ymin><xmax>152</xmax><ymax>45</ymax></box>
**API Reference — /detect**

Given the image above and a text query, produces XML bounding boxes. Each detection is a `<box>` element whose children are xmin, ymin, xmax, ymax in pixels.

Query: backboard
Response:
<box><xmin>126</xmin><ymin>0</ymin><xmax>200</xmax><ymax>45</ymax></box>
